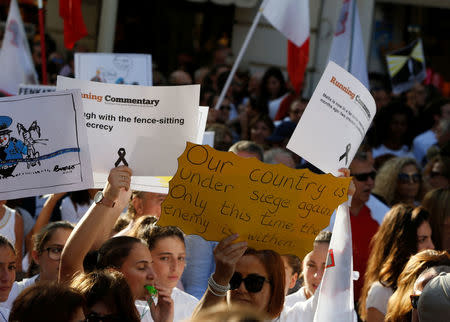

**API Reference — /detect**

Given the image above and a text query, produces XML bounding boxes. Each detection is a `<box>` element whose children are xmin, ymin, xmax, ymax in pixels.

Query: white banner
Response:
<box><xmin>0</xmin><ymin>90</ymin><xmax>93</xmax><ymax>199</ymax></box>
<box><xmin>18</xmin><ymin>84</ymin><xmax>56</xmax><ymax>95</ymax></box>
<box><xmin>75</xmin><ymin>53</ymin><xmax>152</xmax><ymax>86</ymax></box>
<box><xmin>287</xmin><ymin>61</ymin><xmax>375</xmax><ymax>175</ymax></box>
<box><xmin>56</xmin><ymin>76</ymin><xmax>200</xmax><ymax>190</ymax></box>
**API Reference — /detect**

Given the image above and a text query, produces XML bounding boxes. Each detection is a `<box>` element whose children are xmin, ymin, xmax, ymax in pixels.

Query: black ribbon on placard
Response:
<box><xmin>114</xmin><ymin>148</ymin><xmax>129</xmax><ymax>167</ymax></box>
<box><xmin>339</xmin><ymin>143</ymin><xmax>351</xmax><ymax>165</ymax></box>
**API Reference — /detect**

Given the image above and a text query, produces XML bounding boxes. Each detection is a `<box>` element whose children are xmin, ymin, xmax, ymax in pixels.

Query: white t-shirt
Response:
<box><xmin>372</xmin><ymin>144</ymin><xmax>414</xmax><ymax>160</ymax></box>
<box><xmin>60</xmin><ymin>197</ymin><xmax>93</xmax><ymax>224</ymax></box>
<box><xmin>366</xmin><ymin>281</ymin><xmax>393</xmax><ymax>315</ymax></box>
<box><xmin>413</xmin><ymin>129</ymin><xmax>437</xmax><ymax>165</ymax></box>
<box><xmin>284</xmin><ymin>286</ymin><xmax>308</xmax><ymax>308</ymax></box>
<box><xmin>279</xmin><ymin>294</ymin><xmax>317</xmax><ymax>321</ymax></box>
<box><xmin>136</xmin><ymin>287</ymin><xmax>199</xmax><ymax>322</ymax></box>
<box><xmin>0</xmin><ymin>307</ymin><xmax>9</xmax><ymax>322</ymax></box>
<box><xmin>0</xmin><ymin>275</ymin><xmax>38</xmax><ymax>310</ymax></box>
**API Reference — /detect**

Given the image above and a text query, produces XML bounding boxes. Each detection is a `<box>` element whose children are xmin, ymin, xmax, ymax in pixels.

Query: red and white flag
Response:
<box><xmin>59</xmin><ymin>0</ymin><xmax>88</xmax><ymax>49</ymax></box>
<box><xmin>314</xmin><ymin>201</ymin><xmax>356</xmax><ymax>322</ymax></box>
<box><xmin>0</xmin><ymin>0</ymin><xmax>38</xmax><ymax>95</ymax></box>
<box><xmin>329</xmin><ymin>0</ymin><xmax>369</xmax><ymax>88</ymax></box>
<box><xmin>262</xmin><ymin>0</ymin><xmax>309</xmax><ymax>93</ymax></box>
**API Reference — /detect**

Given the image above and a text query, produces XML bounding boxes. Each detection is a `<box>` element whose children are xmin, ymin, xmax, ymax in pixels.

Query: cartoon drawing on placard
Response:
<box><xmin>17</xmin><ymin>120</ymin><xmax>48</xmax><ymax>168</ymax></box>
<box><xmin>88</xmin><ymin>56</ymin><xmax>139</xmax><ymax>85</ymax></box>
<box><xmin>0</xmin><ymin>115</ymin><xmax>80</xmax><ymax>178</ymax></box>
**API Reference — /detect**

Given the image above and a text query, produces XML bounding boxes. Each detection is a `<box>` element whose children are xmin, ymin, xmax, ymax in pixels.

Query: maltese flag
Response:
<box><xmin>314</xmin><ymin>201</ymin><xmax>357</xmax><ymax>322</ymax></box>
<box><xmin>262</xmin><ymin>0</ymin><xmax>310</xmax><ymax>93</ymax></box>
<box><xmin>0</xmin><ymin>0</ymin><xmax>38</xmax><ymax>95</ymax></box>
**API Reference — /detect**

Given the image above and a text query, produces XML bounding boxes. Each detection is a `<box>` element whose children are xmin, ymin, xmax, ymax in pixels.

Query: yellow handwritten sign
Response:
<box><xmin>158</xmin><ymin>143</ymin><xmax>351</xmax><ymax>259</ymax></box>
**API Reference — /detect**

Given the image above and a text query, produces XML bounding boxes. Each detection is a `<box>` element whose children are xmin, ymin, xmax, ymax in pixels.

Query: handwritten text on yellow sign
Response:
<box><xmin>158</xmin><ymin>143</ymin><xmax>351</xmax><ymax>259</ymax></box>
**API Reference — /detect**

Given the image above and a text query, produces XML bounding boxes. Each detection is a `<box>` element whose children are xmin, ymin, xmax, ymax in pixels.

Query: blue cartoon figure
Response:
<box><xmin>0</xmin><ymin>116</ymin><xmax>27</xmax><ymax>177</ymax></box>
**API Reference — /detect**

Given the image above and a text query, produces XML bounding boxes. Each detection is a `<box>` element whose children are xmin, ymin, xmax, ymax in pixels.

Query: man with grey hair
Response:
<box><xmin>228</xmin><ymin>140</ymin><xmax>264</xmax><ymax>161</ymax></box>
<box><xmin>264</xmin><ymin>148</ymin><xmax>295</xmax><ymax>168</ymax></box>
<box><xmin>168</xmin><ymin>70</ymin><xmax>193</xmax><ymax>85</ymax></box>
<box><xmin>417</xmin><ymin>272</ymin><xmax>450</xmax><ymax>321</ymax></box>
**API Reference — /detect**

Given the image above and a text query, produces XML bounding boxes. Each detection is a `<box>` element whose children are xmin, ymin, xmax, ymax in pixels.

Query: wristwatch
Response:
<box><xmin>94</xmin><ymin>191</ymin><xmax>115</xmax><ymax>208</ymax></box>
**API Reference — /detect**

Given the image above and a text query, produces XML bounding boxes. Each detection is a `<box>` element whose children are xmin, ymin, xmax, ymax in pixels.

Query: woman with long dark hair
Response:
<box><xmin>359</xmin><ymin>205</ymin><xmax>435</xmax><ymax>321</ymax></box>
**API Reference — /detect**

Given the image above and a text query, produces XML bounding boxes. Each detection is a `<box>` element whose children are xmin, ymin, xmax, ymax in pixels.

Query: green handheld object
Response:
<box><xmin>145</xmin><ymin>285</ymin><xmax>158</xmax><ymax>296</ymax></box>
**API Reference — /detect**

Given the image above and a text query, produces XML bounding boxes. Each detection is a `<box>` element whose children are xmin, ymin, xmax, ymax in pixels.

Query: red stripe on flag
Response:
<box><xmin>287</xmin><ymin>38</ymin><xmax>309</xmax><ymax>94</ymax></box>
<box><xmin>59</xmin><ymin>0</ymin><xmax>88</xmax><ymax>49</ymax></box>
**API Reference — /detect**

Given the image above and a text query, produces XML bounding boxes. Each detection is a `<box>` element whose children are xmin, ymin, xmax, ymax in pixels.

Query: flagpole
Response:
<box><xmin>214</xmin><ymin>1</ymin><xmax>267</xmax><ymax>110</ymax></box>
<box><xmin>347</xmin><ymin>0</ymin><xmax>356</xmax><ymax>72</ymax></box>
<box><xmin>38</xmin><ymin>0</ymin><xmax>47</xmax><ymax>85</ymax></box>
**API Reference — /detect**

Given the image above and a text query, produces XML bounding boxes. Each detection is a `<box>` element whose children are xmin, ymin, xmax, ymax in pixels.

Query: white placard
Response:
<box><xmin>287</xmin><ymin>61</ymin><xmax>376</xmax><ymax>175</ymax></box>
<box><xmin>75</xmin><ymin>53</ymin><xmax>152</xmax><ymax>86</ymax></box>
<box><xmin>90</xmin><ymin>106</ymin><xmax>208</xmax><ymax>194</ymax></box>
<box><xmin>18</xmin><ymin>84</ymin><xmax>56</xmax><ymax>95</ymax></box>
<box><xmin>56</xmin><ymin>76</ymin><xmax>200</xmax><ymax>188</ymax></box>
<box><xmin>0</xmin><ymin>90</ymin><xmax>93</xmax><ymax>199</ymax></box>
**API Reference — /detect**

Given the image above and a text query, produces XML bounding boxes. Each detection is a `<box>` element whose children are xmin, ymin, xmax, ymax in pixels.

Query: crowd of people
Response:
<box><xmin>0</xmin><ymin>39</ymin><xmax>449</xmax><ymax>321</ymax></box>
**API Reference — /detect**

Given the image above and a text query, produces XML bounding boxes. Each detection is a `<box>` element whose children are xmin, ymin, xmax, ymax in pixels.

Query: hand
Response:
<box><xmin>212</xmin><ymin>234</ymin><xmax>247</xmax><ymax>285</ymax></box>
<box><xmin>50</xmin><ymin>192</ymin><xmax>67</xmax><ymax>201</ymax></box>
<box><xmin>150</xmin><ymin>283</ymin><xmax>174</xmax><ymax>322</ymax></box>
<box><xmin>338</xmin><ymin>167</ymin><xmax>355</xmax><ymax>196</ymax></box>
<box><xmin>103</xmin><ymin>166</ymin><xmax>132</xmax><ymax>205</ymax></box>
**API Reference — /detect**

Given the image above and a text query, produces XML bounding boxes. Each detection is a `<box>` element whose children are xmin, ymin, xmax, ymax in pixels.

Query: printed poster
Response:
<box><xmin>287</xmin><ymin>61</ymin><xmax>376</xmax><ymax>175</ymax></box>
<box><xmin>56</xmin><ymin>76</ymin><xmax>200</xmax><ymax>190</ymax></box>
<box><xmin>75</xmin><ymin>53</ymin><xmax>152</xmax><ymax>85</ymax></box>
<box><xmin>0</xmin><ymin>90</ymin><xmax>93</xmax><ymax>199</ymax></box>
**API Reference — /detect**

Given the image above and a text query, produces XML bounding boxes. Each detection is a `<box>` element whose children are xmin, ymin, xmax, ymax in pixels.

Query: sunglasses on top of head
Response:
<box><xmin>230</xmin><ymin>272</ymin><xmax>270</xmax><ymax>293</ymax></box>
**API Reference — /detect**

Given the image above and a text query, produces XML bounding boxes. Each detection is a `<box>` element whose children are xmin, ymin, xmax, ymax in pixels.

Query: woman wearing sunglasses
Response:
<box><xmin>192</xmin><ymin>234</ymin><xmax>317</xmax><ymax>321</ymax></box>
<box><xmin>372</xmin><ymin>157</ymin><xmax>424</xmax><ymax>207</ymax></box>
<box><xmin>60</xmin><ymin>166</ymin><xmax>174</xmax><ymax>322</ymax></box>
<box><xmin>359</xmin><ymin>205</ymin><xmax>435</xmax><ymax>322</ymax></box>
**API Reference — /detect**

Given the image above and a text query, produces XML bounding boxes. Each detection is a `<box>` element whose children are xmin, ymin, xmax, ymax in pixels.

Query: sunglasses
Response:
<box><xmin>83</xmin><ymin>313</ymin><xmax>122</xmax><ymax>322</ymax></box>
<box><xmin>351</xmin><ymin>171</ymin><xmax>376</xmax><ymax>182</ymax></box>
<box><xmin>398</xmin><ymin>173</ymin><xmax>421</xmax><ymax>184</ymax></box>
<box><xmin>410</xmin><ymin>294</ymin><xmax>420</xmax><ymax>309</ymax></box>
<box><xmin>430</xmin><ymin>171</ymin><xmax>443</xmax><ymax>178</ymax></box>
<box><xmin>230</xmin><ymin>272</ymin><xmax>270</xmax><ymax>293</ymax></box>
<box><xmin>220</xmin><ymin>105</ymin><xmax>231</xmax><ymax>111</ymax></box>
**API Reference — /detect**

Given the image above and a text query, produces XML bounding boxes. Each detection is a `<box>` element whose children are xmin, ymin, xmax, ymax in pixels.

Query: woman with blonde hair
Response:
<box><xmin>385</xmin><ymin>249</ymin><xmax>450</xmax><ymax>322</ymax></box>
<box><xmin>372</xmin><ymin>157</ymin><xmax>424</xmax><ymax>206</ymax></box>
<box><xmin>358</xmin><ymin>205</ymin><xmax>434</xmax><ymax>321</ymax></box>
<box><xmin>422</xmin><ymin>188</ymin><xmax>450</xmax><ymax>250</ymax></box>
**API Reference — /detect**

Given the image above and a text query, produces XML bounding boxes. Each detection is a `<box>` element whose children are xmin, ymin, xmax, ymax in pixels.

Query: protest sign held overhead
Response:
<box><xmin>57</xmin><ymin>76</ymin><xmax>200</xmax><ymax>190</ymax></box>
<box><xmin>287</xmin><ymin>61</ymin><xmax>376</xmax><ymax>175</ymax></box>
<box><xmin>386</xmin><ymin>39</ymin><xmax>426</xmax><ymax>94</ymax></box>
<box><xmin>0</xmin><ymin>90</ymin><xmax>93</xmax><ymax>200</ymax></box>
<box><xmin>75</xmin><ymin>53</ymin><xmax>153</xmax><ymax>86</ymax></box>
<box><xmin>158</xmin><ymin>143</ymin><xmax>351</xmax><ymax>259</ymax></box>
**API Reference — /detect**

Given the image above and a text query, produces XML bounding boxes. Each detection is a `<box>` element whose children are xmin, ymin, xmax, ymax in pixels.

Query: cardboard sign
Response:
<box><xmin>287</xmin><ymin>61</ymin><xmax>376</xmax><ymax>175</ymax></box>
<box><xmin>75</xmin><ymin>53</ymin><xmax>152</xmax><ymax>85</ymax></box>
<box><xmin>56</xmin><ymin>76</ymin><xmax>200</xmax><ymax>190</ymax></box>
<box><xmin>157</xmin><ymin>143</ymin><xmax>351</xmax><ymax>258</ymax></box>
<box><xmin>0</xmin><ymin>90</ymin><xmax>93</xmax><ymax>199</ymax></box>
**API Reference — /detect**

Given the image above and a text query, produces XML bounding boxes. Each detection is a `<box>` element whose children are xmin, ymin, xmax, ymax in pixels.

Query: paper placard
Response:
<box><xmin>56</xmin><ymin>76</ymin><xmax>200</xmax><ymax>189</ymax></box>
<box><xmin>0</xmin><ymin>90</ymin><xmax>93</xmax><ymax>199</ymax></box>
<box><xmin>75</xmin><ymin>53</ymin><xmax>152</xmax><ymax>85</ymax></box>
<box><xmin>157</xmin><ymin>143</ymin><xmax>351</xmax><ymax>258</ymax></box>
<box><xmin>287</xmin><ymin>61</ymin><xmax>376</xmax><ymax>175</ymax></box>
<box><xmin>18</xmin><ymin>84</ymin><xmax>56</xmax><ymax>95</ymax></box>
